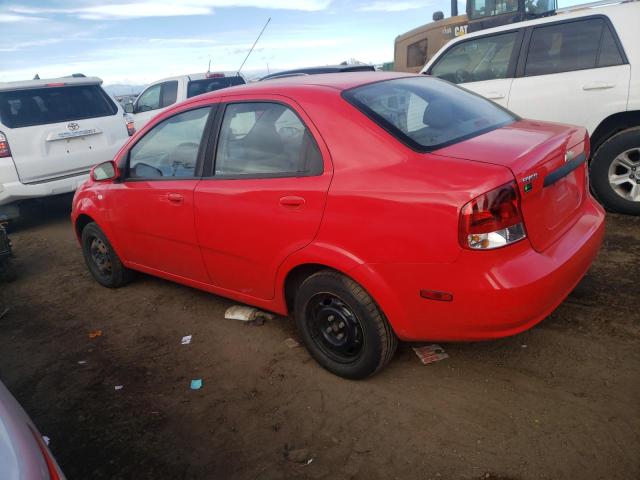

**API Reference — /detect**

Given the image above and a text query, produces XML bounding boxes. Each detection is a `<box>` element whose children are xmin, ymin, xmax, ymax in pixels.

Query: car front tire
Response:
<box><xmin>81</xmin><ymin>222</ymin><xmax>133</xmax><ymax>288</ymax></box>
<box><xmin>294</xmin><ymin>270</ymin><xmax>398</xmax><ymax>379</ymax></box>
<box><xmin>590</xmin><ymin>127</ymin><xmax>640</xmax><ymax>215</ymax></box>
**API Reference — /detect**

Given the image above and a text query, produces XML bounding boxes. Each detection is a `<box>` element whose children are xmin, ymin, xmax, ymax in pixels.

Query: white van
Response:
<box><xmin>0</xmin><ymin>75</ymin><xmax>133</xmax><ymax>218</ymax></box>
<box><xmin>125</xmin><ymin>72</ymin><xmax>246</xmax><ymax>130</ymax></box>
<box><xmin>422</xmin><ymin>1</ymin><xmax>640</xmax><ymax>215</ymax></box>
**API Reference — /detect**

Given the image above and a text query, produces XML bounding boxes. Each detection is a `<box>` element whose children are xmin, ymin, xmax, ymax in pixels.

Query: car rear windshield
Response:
<box><xmin>343</xmin><ymin>76</ymin><xmax>516</xmax><ymax>151</ymax></box>
<box><xmin>0</xmin><ymin>85</ymin><xmax>118</xmax><ymax>129</ymax></box>
<box><xmin>187</xmin><ymin>77</ymin><xmax>245</xmax><ymax>98</ymax></box>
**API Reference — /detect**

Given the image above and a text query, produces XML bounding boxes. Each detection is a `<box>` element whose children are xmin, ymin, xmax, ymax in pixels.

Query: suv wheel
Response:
<box><xmin>294</xmin><ymin>270</ymin><xmax>398</xmax><ymax>379</ymax></box>
<box><xmin>590</xmin><ymin>127</ymin><xmax>640</xmax><ymax>215</ymax></box>
<box><xmin>81</xmin><ymin>222</ymin><xmax>133</xmax><ymax>288</ymax></box>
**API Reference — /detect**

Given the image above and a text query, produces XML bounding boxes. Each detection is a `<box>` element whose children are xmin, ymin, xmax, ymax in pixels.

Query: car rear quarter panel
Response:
<box><xmin>286</xmin><ymin>88</ymin><xmax>515</xmax><ymax>328</ymax></box>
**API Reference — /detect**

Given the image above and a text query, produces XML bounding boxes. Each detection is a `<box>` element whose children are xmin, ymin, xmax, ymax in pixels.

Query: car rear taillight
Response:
<box><xmin>29</xmin><ymin>426</ymin><xmax>61</xmax><ymax>480</ymax></box>
<box><xmin>0</xmin><ymin>131</ymin><xmax>11</xmax><ymax>158</ymax></box>
<box><xmin>459</xmin><ymin>181</ymin><xmax>527</xmax><ymax>250</ymax></box>
<box><xmin>206</xmin><ymin>72</ymin><xmax>225</xmax><ymax>78</ymax></box>
<box><xmin>124</xmin><ymin>114</ymin><xmax>135</xmax><ymax>136</ymax></box>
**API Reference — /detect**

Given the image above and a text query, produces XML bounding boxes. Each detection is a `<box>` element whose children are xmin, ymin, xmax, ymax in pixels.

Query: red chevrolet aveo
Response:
<box><xmin>72</xmin><ymin>72</ymin><xmax>605</xmax><ymax>379</ymax></box>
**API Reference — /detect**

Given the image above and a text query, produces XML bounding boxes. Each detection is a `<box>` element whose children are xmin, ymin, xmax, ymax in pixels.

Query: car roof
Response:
<box><xmin>145</xmin><ymin>72</ymin><xmax>245</xmax><ymax>85</ymax></box>
<box><xmin>216</xmin><ymin>71</ymin><xmax>412</xmax><ymax>95</ymax></box>
<box><xmin>0</xmin><ymin>75</ymin><xmax>103</xmax><ymax>92</ymax></box>
<box><xmin>259</xmin><ymin>64</ymin><xmax>376</xmax><ymax>81</ymax></box>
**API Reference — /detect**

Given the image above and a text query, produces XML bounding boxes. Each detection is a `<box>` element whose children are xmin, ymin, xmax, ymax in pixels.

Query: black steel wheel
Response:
<box><xmin>81</xmin><ymin>222</ymin><xmax>133</xmax><ymax>288</ymax></box>
<box><xmin>294</xmin><ymin>270</ymin><xmax>397</xmax><ymax>379</ymax></box>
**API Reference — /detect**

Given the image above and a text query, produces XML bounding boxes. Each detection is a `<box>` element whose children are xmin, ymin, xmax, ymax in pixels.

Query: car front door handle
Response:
<box><xmin>582</xmin><ymin>82</ymin><xmax>615</xmax><ymax>91</ymax></box>
<box><xmin>485</xmin><ymin>92</ymin><xmax>505</xmax><ymax>100</ymax></box>
<box><xmin>167</xmin><ymin>193</ymin><xmax>184</xmax><ymax>204</ymax></box>
<box><xmin>279</xmin><ymin>196</ymin><xmax>305</xmax><ymax>207</ymax></box>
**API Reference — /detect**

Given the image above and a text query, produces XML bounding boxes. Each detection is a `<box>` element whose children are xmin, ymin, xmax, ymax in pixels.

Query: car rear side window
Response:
<box><xmin>524</xmin><ymin>18</ymin><xmax>613</xmax><ymax>76</ymax></box>
<box><xmin>344</xmin><ymin>76</ymin><xmax>516</xmax><ymax>151</ymax></box>
<box><xmin>127</xmin><ymin>107</ymin><xmax>210</xmax><ymax>179</ymax></box>
<box><xmin>187</xmin><ymin>77</ymin><xmax>245</xmax><ymax>98</ymax></box>
<box><xmin>430</xmin><ymin>31</ymin><xmax>518</xmax><ymax>84</ymax></box>
<box><xmin>214</xmin><ymin>102</ymin><xmax>323</xmax><ymax>177</ymax></box>
<box><xmin>597</xmin><ymin>26</ymin><xmax>624</xmax><ymax>67</ymax></box>
<box><xmin>0</xmin><ymin>85</ymin><xmax>117</xmax><ymax>129</ymax></box>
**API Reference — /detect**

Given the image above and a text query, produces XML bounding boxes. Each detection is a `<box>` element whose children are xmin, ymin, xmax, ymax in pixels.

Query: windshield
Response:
<box><xmin>187</xmin><ymin>77</ymin><xmax>245</xmax><ymax>98</ymax></box>
<box><xmin>0</xmin><ymin>85</ymin><xmax>117</xmax><ymax>129</ymax></box>
<box><xmin>343</xmin><ymin>76</ymin><xmax>516</xmax><ymax>151</ymax></box>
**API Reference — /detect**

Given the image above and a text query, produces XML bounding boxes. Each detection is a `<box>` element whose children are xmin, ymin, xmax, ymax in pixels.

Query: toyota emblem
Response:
<box><xmin>67</xmin><ymin>122</ymin><xmax>80</xmax><ymax>131</ymax></box>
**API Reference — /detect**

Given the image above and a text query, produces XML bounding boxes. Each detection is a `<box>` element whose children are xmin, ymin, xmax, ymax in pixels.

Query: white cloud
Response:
<box><xmin>0</xmin><ymin>13</ymin><xmax>44</xmax><ymax>22</ymax></box>
<box><xmin>357</xmin><ymin>1</ymin><xmax>433</xmax><ymax>12</ymax></box>
<box><xmin>7</xmin><ymin>0</ymin><xmax>332</xmax><ymax>20</ymax></box>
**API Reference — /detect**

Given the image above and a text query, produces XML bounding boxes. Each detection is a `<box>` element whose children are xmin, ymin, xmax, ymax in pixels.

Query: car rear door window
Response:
<box><xmin>524</xmin><ymin>18</ymin><xmax>606</xmax><ymax>76</ymax></box>
<box><xmin>430</xmin><ymin>31</ymin><xmax>518</xmax><ymax>84</ymax></box>
<box><xmin>136</xmin><ymin>84</ymin><xmax>161</xmax><ymax>112</ymax></box>
<box><xmin>0</xmin><ymin>85</ymin><xmax>117</xmax><ymax>129</ymax></box>
<box><xmin>128</xmin><ymin>107</ymin><xmax>210</xmax><ymax>179</ymax></box>
<box><xmin>161</xmin><ymin>81</ymin><xmax>178</xmax><ymax>108</ymax></box>
<box><xmin>214</xmin><ymin>102</ymin><xmax>323</xmax><ymax>177</ymax></box>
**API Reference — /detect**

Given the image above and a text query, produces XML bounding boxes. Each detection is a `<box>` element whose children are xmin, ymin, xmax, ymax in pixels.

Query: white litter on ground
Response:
<box><xmin>77</xmin><ymin>360</ymin><xmax>87</xmax><ymax>365</ymax></box>
<box><xmin>181</xmin><ymin>335</ymin><xmax>192</xmax><ymax>345</ymax></box>
<box><xmin>413</xmin><ymin>345</ymin><xmax>449</xmax><ymax>365</ymax></box>
<box><xmin>284</xmin><ymin>338</ymin><xmax>300</xmax><ymax>349</ymax></box>
<box><xmin>224</xmin><ymin>305</ymin><xmax>275</xmax><ymax>323</ymax></box>
<box><xmin>42</xmin><ymin>436</ymin><xmax>50</xmax><ymax>446</ymax></box>
<box><xmin>114</xmin><ymin>385</ymin><xmax>123</xmax><ymax>391</ymax></box>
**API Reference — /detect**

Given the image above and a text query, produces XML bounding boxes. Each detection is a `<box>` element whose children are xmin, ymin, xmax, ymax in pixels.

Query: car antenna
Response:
<box><xmin>236</xmin><ymin>17</ymin><xmax>271</xmax><ymax>77</ymax></box>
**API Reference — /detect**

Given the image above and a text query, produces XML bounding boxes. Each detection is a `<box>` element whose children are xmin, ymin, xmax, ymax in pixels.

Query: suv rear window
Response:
<box><xmin>0</xmin><ymin>85</ymin><xmax>117</xmax><ymax>129</ymax></box>
<box><xmin>187</xmin><ymin>77</ymin><xmax>245</xmax><ymax>98</ymax></box>
<box><xmin>343</xmin><ymin>76</ymin><xmax>516</xmax><ymax>151</ymax></box>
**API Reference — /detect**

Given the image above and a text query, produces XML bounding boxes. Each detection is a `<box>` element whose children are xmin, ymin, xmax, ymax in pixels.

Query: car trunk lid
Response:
<box><xmin>433</xmin><ymin>120</ymin><xmax>589</xmax><ymax>252</ymax></box>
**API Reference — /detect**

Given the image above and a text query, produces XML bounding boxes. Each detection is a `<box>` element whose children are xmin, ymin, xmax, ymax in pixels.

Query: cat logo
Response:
<box><xmin>454</xmin><ymin>25</ymin><xmax>468</xmax><ymax>37</ymax></box>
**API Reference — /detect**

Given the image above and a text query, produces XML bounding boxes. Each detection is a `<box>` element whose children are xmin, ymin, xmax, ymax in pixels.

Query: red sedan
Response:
<box><xmin>72</xmin><ymin>72</ymin><xmax>605</xmax><ymax>379</ymax></box>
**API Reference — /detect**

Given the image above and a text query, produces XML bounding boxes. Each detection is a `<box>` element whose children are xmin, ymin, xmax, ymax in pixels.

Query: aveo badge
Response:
<box><xmin>522</xmin><ymin>172</ymin><xmax>538</xmax><ymax>193</ymax></box>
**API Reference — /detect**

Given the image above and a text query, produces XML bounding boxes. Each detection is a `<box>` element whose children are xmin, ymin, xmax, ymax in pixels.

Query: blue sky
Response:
<box><xmin>1</xmin><ymin>0</ymin><xmax>583</xmax><ymax>85</ymax></box>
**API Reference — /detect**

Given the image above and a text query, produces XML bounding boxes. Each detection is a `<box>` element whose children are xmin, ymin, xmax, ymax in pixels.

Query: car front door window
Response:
<box><xmin>128</xmin><ymin>107</ymin><xmax>210</xmax><ymax>179</ymax></box>
<box><xmin>136</xmin><ymin>84</ymin><xmax>161</xmax><ymax>113</ymax></box>
<box><xmin>431</xmin><ymin>31</ymin><xmax>518</xmax><ymax>84</ymax></box>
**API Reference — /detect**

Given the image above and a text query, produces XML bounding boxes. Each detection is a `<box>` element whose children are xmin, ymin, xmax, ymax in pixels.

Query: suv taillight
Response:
<box><xmin>124</xmin><ymin>115</ymin><xmax>135</xmax><ymax>136</ymax></box>
<box><xmin>459</xmin><ymin>181</ymin><xmax>527</xmax><ymax>250</ymax></box>
<box><xmin>0</xmin><ymin>131</ymin><xmax>11</xmax><ymax>158</ymax></box>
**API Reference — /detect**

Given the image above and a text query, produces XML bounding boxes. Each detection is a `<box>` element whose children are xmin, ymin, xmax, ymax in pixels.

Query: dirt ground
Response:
<box><xmin>0</xmin><ymin>198</ymin><xmax>638</xmax><ymax>480</ymax></box>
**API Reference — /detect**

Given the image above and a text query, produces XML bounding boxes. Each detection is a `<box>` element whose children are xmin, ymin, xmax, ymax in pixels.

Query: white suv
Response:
<box><xmin>125</xmin><ymin>72</ymin><xmax>246</xmax><ymax>130</ymax></box>
<box><xmin>0</xmin><ymin>75</ymin><xmax>133</xmax><ymax>218</ymax></box>
<box><xmin>422</xmin><ymin>1</ymin><xmax>640</xmax><ymax>215</ymax></box>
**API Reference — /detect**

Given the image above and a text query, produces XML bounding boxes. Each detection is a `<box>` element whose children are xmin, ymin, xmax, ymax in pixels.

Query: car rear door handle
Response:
<box><xmin>279</xmin><ymin>196</ymin><xmax>305</xmax><ymax>207</ymax></box>
<box><xmin>582</xmin><ymin>82</ymin><xmax>615</xmax><ymax>91</ymax></box>
<box><xmin>167</xmin><ymin>193</ymin><xmax>184</xmax><ymax>204</ymax></box>
<box><xmin>485</xmin><ymin>92</ymin><xmax>505</xmax><ymax>100</ymax></box>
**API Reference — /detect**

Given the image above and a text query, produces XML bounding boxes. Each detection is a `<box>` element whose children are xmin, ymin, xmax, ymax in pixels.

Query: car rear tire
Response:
<box><xmin>81</xmin><ymin>222</ymin><xmax>133</xmax><ymax>288</ymax></box>
<box><xmin>294</xmin><ymin>270</ymin><xmax>398</xmax><ymax>379</ymax></box>
<box><xmin>590</xmin><ymin>127</ymin><xmax>640</xmax><ymax>215</ymax></box>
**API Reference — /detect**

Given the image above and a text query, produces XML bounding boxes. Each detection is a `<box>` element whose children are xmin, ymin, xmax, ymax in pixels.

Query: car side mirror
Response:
<box><xmin>124</xmin><ymin>102</ymin><xmax>134</xmax><ymax>114</ymax></box>
<box><xmin>91</xmin><ymin>160</ymin><xmax>119</xmax><ymax>182</ymax></box>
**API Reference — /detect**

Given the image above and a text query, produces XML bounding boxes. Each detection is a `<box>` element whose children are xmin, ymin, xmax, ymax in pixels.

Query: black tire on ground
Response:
<box><xmin>81</xmin><ymin>222</ymin><xmax>134</xmax><ymax>288</ymax></box>
<box><xmin>590</xmin><ymin>127</ymin><xmax>640</xmax><ymax>215</ymax></box>
<box><xmin>294</xmin><ymin>270</ymin><xmax>398</xmax><ymax>379</ymax></box>
<box><xmin>0</xmin><ymin>257</ymin><xmax>17</xmax><ymax>283</ymax></box>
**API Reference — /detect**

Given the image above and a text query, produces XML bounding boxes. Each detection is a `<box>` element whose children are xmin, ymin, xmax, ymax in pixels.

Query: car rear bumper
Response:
<box><xmin>0</xmin><ymin>169</ymin><xmax>89</xmax><ymax>208</ymax></box>
<box><xmin>354</xmin><ymin>195</ymin><xmax>606</xmax><ymax>342</ymax></box>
